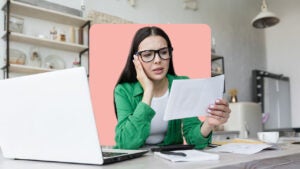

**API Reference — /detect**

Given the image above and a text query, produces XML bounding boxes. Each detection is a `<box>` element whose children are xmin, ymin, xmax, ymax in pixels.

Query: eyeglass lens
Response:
<box><xmin>138</xmin><ymin>47</ymin><xmax>171</xmax><ymax>62</ymax></box>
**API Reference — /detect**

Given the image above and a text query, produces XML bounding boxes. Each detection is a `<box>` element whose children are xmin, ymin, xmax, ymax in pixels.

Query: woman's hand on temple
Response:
<box><xmin>133</xmin><ymin>55</ymin><xmax>154</xmax><ymax>105</ymax></box>
<box><xmin>133</xmin><ymin>55</ymin><xmax>154</xmax><ymax>92</ymax></box>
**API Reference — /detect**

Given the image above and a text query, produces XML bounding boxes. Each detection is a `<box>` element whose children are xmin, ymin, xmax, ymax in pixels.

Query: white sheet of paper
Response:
<box><xmin>206</xmin><ymin>143</ymin><xmax>272</xmax><ymax>155</ymax></box>
<box><xmin>164</xmin><ymin>75</ymin><xmax>224</xmax><ymax>121</ymax></box>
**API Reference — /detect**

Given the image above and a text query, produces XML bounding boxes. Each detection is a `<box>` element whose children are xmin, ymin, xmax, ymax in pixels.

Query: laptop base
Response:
<box><xmin>103</xmin><ymin>150</ymin><xmax>148</xmax><ymax>164</ymax></box>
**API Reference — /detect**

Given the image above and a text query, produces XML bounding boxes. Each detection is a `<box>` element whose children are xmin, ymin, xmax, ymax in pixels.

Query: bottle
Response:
<box><xmin>74</xmin><ymin>27</ymin><xmax>79</xmax><ymax>44</ymax></box>
<box><xmin>50</xmin><ymin>27</ymin><xmax>57</xmax><ymax>40</ymax></box>
<box><xmin>69</xmin><ymin>26</ymin><xmax>75</xmax><ymax>43</ymax></box>
<box><xmin>78</xmin><ymin>27</ymin><xmax>83</xmax><ymax>44</ymax></box>
<box><xmin>59</xmin><ymin>30</ymin><xmax>66</xmax><ymax>42</ymax></box>
<box><xmin>29</xmin><ymin>47</ymin><xmax>41</xmax><ymax>67</ymax></box>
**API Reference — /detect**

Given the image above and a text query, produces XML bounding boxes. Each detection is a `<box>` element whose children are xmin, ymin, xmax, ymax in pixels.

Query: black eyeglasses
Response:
<box><xmin>136</xmin><ymin>47</ymin><xmax>173</xmax><ymax>63</ymax></box>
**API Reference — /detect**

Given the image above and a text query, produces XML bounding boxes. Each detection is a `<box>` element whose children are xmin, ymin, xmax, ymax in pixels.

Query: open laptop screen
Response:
<box><xmin>0</xmin><ymin>68</ymin><xmax>104</xmax><ymax>164</ymax></box>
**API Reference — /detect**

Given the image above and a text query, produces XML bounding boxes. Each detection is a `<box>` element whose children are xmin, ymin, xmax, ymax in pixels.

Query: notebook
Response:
<box><xmin>0</xmin><ymin>67</ymin><xmax>148</xmax><ymax>165</ymax></box>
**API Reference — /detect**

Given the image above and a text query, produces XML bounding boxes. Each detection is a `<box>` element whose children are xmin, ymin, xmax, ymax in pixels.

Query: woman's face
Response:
<box><xmin>137</xmin><ymin>35</ymin><xmax>170</xmax><ymax>82</ymax></box>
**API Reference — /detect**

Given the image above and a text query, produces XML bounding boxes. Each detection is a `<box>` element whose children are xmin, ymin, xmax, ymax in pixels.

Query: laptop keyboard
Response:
<box><xmin>102</xmin><ymin>152</ymin><xmax>127</xmax><ymax>157</ymax></box>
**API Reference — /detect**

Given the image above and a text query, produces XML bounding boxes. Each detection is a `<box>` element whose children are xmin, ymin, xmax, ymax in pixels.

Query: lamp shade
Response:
<box><xmin>252</xmin><ymin>0</ymin><xmax>280</xmax><ymax>29</ymax></box>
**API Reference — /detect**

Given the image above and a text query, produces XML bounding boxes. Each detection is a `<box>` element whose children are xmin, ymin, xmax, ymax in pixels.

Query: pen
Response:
<box><xmin>151</xmin><ymin>144</ymin><xmax>195</xmax><ymax>152</ymax></box>
<box><xmin>160</xmin><ymin>151</ymin><xmax>186</xmax><ymax>157</ymax></box>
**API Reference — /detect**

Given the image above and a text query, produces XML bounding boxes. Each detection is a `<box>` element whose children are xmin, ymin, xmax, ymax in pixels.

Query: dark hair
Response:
<box><xmin>116</xmin><ymin>26</ymin><xmax>176</xmax><ymax>85</ymax></box>
<box><xmin>114</xmin><ymin>26</ymin><xmax>176</xmax><ymax>119</ymax></box>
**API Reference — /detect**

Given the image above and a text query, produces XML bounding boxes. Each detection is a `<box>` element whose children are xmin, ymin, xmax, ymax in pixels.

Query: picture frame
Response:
<box><xmin>211</xmin><ymin>54</ymin><xmax>224</xmax><ymax>77</ymax></box>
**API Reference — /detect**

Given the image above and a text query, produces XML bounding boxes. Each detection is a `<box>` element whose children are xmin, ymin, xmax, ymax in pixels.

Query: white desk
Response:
<box><xmin>1</xmin><ymin>144</ymin><xmax>300</xmax><ymax>169</ymax></box>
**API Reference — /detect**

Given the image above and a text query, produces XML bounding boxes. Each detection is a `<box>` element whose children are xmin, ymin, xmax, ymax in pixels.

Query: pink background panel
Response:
<box><xmin>89</xmin><ymin>24</ymin><xmax>211</xmax><ymax>146</ymax></box>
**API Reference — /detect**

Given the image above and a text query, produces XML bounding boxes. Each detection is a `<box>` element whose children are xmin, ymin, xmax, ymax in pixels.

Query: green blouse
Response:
<box><xmin>114</xmin><ymin>74</ymin><xmax>212</xmax><ymax>149</ymax></box>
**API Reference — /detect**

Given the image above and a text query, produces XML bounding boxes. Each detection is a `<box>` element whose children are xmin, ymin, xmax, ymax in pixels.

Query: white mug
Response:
<box><xmin>257</xmin><ymin>132</ymin><xmax>279</xmax><ymax>143</ymax></box>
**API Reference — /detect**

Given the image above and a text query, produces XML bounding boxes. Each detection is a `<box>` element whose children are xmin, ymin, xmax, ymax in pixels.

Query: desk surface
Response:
<box><xmin>1</xmin><ymin>144</ymin><xmax>300</xmax><ymax>169</ymax></box>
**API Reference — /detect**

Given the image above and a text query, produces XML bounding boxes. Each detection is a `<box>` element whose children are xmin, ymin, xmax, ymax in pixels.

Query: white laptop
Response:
<box><xmin>0</xmin><ymin>67</ymin><xmax>147</xmax><ymax>165</ymax></box>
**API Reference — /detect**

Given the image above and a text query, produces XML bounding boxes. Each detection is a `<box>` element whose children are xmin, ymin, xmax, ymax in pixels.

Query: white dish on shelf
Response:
<box><xmin>37</xmin><ymin>34</ymin><xmax>47</xmax><ymax>39</ymax></box>
<box><xmin>44</xmin><ymin>55</ymin><xmax>65</xmax><ymax>70</ymax></box>
<box><xmin>9</xmin><ymin>15</ymin><xmax>24</xmax><ymax>33</ymax></box>
<box><xmin>9</xmin><ymin>48</ymin><xmax>26</xmax><ymax>65</ymax></box>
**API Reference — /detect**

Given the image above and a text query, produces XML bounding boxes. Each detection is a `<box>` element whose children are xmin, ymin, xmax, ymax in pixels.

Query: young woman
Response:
<box><xmin>114</xmin><ymin>26</ymin><xmax>231</xmax><ymax>149</ymax></box>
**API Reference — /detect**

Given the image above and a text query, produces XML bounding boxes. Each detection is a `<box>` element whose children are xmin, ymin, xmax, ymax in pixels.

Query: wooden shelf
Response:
<box><xmin>4</xmin><ymin>32</ymin><xmax>88</xmax><ymax>52</ymax></box>
<box><xmin>4</xmin><ymin>0</ymin><xmax>90</xmax><ymax>26</ymax></box>
<box><xmin>211</xmin><ymin>54</ymin><xmax>223</xmax><ymax>61</ymax></box>
<box><xmin>1</xmin><ymin>0</ymin><xmax>90</xmax><ymax>79</ymax></box>
<box><xmin>9</xmin><ymin>64</ymin><xmax>54</xmax><ymax>74</ymax></box>
<box><xmin>211</xmin><ymin>72</ymin><xmax>223</xmax><ymax>77</ymax></box>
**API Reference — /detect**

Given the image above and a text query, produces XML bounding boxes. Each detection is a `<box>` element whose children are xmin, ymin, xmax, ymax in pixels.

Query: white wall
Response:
<box><xmin>264</xmin><ymin>0</ymin><xmax>300</xmax><ymax>127</ymax></box>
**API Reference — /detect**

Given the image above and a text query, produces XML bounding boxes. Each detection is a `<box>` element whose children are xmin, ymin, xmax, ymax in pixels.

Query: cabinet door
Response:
<box><xmin>263</xmin><ymin>77</ymin><xmax>292</xmax><ymax>129</ymax></box>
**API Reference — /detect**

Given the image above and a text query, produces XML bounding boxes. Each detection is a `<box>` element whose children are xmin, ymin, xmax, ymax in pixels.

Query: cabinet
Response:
<box><xmin>211</xmin><ymin>54</ymin><xmax>224</xmax><ymax>77</ymax></box>
<box><xmin>252</xmin><ymin>70</ymin><xmax>291</xmax><ymax>130</ymax></box>
<box><xmin>212</xmin><ymin>131</ymin><xmax>239</xmax><ymax>141</ymax></box>
<box><xmin>1</xmin><ymin>0</ymin><xmax>90</xmax><ymax>78</ymax></box>
<box><xmin>224</xmin><ymin>102</ymin><xmax>262</xmax><ymax>138</ymax></box>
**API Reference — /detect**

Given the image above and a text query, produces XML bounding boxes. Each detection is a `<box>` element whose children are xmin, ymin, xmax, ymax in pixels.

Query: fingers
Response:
<box><xmin>208</xmin><ymin>99</ymin><xmax>231</xmax><ymax>114</ymax></box>
<box><xmin>133</xmin><ymin>55</ymin><xmax>154</xmax><ymax>92</ymax></box>
<box><xmin>206</xmin><ymin>99</ymin><xmax>231</xmax><ymax>125</ymax></box>
<box><xmin>133</xmin><ymin>55</ymin><xmax>145</xmax><ymax>79</ymax></box>
<box><xmin>208</xmin><ymin>110</ymin><xmax>229</xmax><ymax>119</ymax></box>
<box><xmin>215</xmin><ymin>99</ymin><xmax>229</xmax><ymax>107</ymax></box>
<box><xmin>133</xmin><ymin>55</ymin><xmax>142</xmax><ymax>71</ymax></box>
<box><xmin>208</xmin><ymin>104</ymin><xmax>231</xmax><ymax>115</ymax></box>
<box><xmin>207</xmin><ymin>110</ymin><xmax>229</xmax><ymax>122</ymax></box>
